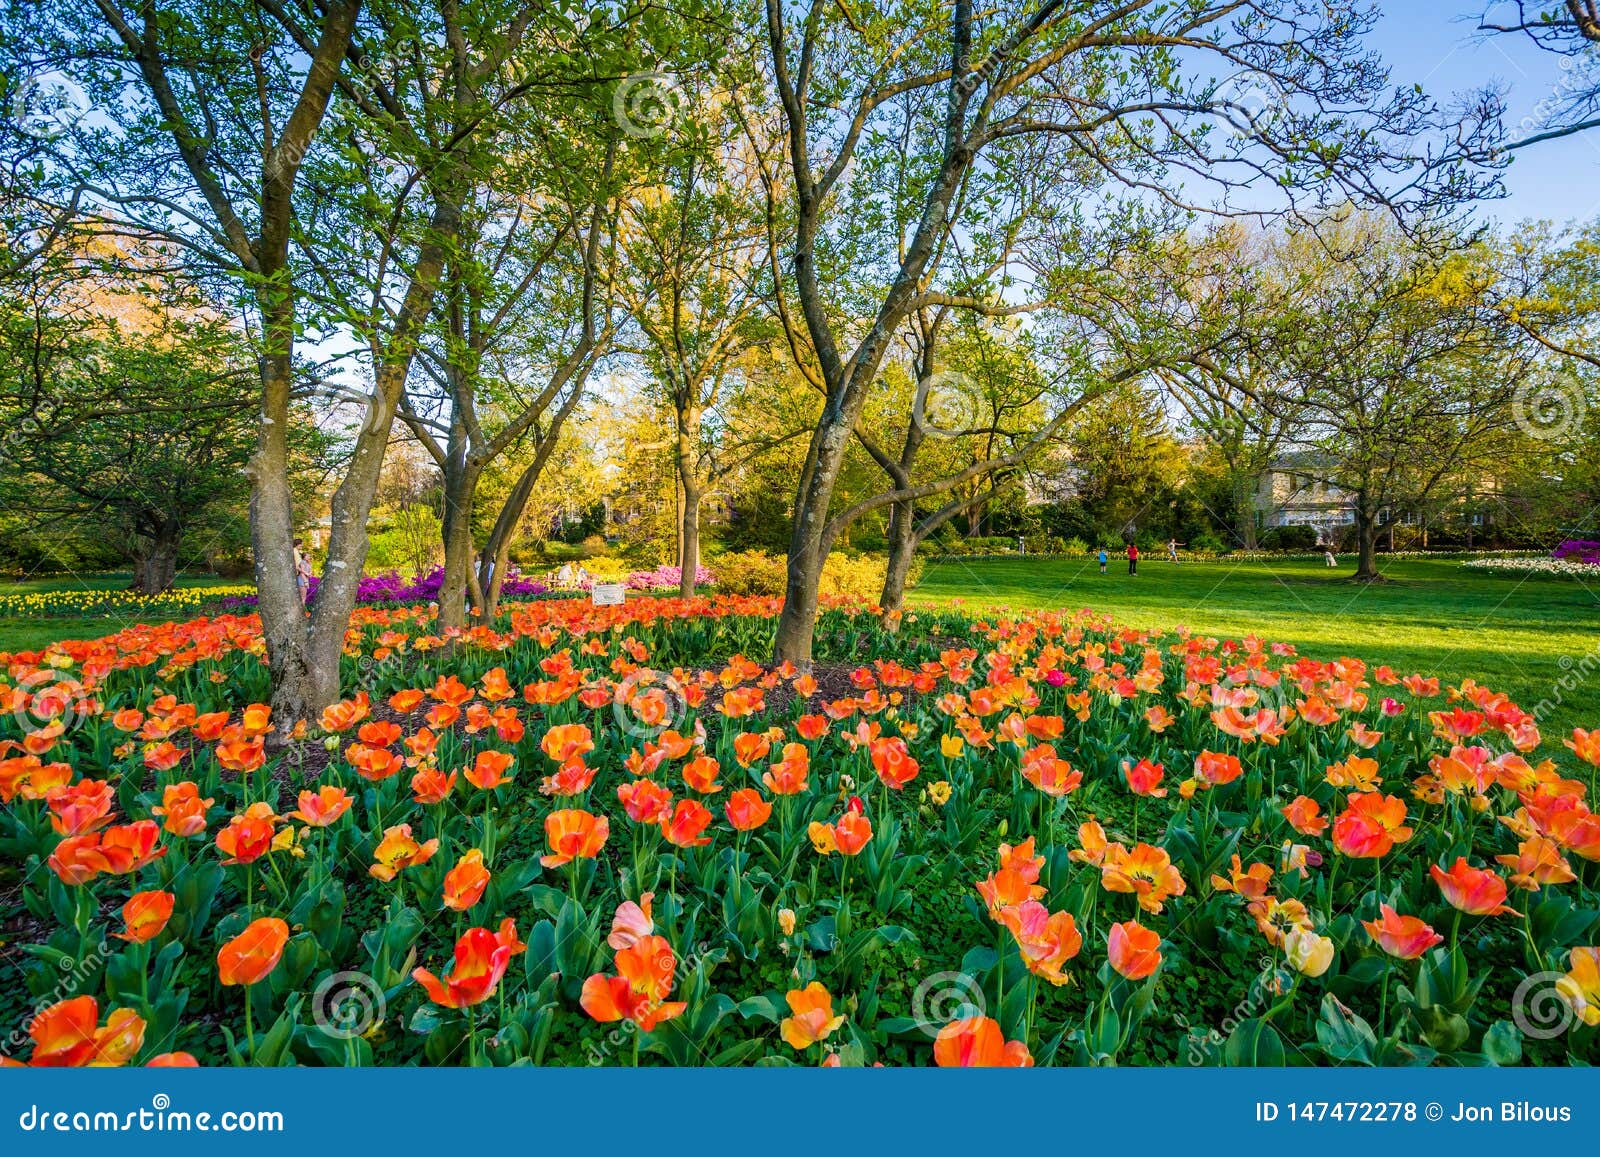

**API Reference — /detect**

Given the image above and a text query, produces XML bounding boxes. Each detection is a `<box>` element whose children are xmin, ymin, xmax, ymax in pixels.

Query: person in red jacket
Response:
<box><xmin>1127</xmin><ymin>541</ymin><xmax>1138</xmax><ymax>576</ymax></box>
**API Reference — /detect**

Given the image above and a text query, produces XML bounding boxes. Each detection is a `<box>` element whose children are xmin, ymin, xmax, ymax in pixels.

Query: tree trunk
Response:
<box><xmin>879</xmin><ymin>497</ymin><xmax>916</xmax><ymax>615</ymax></box>
<box><xmin>679</xmin><ymin>481</ymin><xmax>701</xmax><ymax>599</ymax></box>
<box><xmin>1353</xmin><ymin>499</ymin><xmax>1382</xmax><ymax>582</ymax></box>
<box><xmin>437</xmin><ymin>451</ymin><xmax>481</xmax><ymax>633</ymax></box>
<box><xmin>132</xmin><ymin>519</ymin><xmax>182</xmax><ymax>595</ymax></box>
<box><xmin>774</xmin><ymin>412</ymin><xmax>856</xmax><ymax>665</ymax></box>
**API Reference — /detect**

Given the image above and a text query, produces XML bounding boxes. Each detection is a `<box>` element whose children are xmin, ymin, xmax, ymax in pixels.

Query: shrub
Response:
<box><xmin>709</xmin><ymin>550</ymin><xmax>908</xmax><ymax>600</ymax></box>
<box><xmin>1258</xmin><ymin>525</ymin><xmax>1320</xmax><ymax>551</ymax></box>
<box><xmin>710</xmin><ymin>550</ymin><xmax>788</xmax><ymax>596</ymax></box>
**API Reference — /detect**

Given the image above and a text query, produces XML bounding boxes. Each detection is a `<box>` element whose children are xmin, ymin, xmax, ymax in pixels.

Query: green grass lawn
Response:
<box><xmin>909</xmin><ymin>555</ymin><xmax>1600</xmax><ymax>740</ymax></box>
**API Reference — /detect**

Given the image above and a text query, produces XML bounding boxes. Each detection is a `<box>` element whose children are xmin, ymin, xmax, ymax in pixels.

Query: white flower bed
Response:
<box><xmin>1462</xmin><ymin>556</ymin><xmax>1600</xmax><ymax>579</ymax></box>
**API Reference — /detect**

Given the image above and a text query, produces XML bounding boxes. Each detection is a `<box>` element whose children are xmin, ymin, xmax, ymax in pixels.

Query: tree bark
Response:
<box><xmin>879</xmin><ymin>498</ymin><xmax>916</xmax><ymax>615</ymax></box>
<box><xmin>132</xmin><ymin>519</ymin><xmax>181</xmax><ymax>595</ymax></box>
<box><xmin>1353</xmin><ymin>496</ymin><xmax>1382</xmax><ymax>581</ymax></box>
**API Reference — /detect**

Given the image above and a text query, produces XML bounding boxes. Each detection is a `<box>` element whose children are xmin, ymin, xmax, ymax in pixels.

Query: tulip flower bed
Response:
<box><xmin>2</xmin><ymin>594</ymin><xmax>1598</xmax><ymax>1068</ymax></box>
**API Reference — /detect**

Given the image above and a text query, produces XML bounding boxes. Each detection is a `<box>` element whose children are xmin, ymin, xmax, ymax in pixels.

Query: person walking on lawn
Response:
<box><xmin>1127</xmin><ymin>541</ymin><xmax>1138</xmax><ymax>576</ymax></box>
<box><xmin>1098</xmin><ymin>547</ymin><xmax>1108</xmax><ymax>575</ymax></box>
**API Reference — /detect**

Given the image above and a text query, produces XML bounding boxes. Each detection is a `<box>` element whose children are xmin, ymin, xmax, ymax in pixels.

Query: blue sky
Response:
<box><xmin>1373</xmin><ymin>3</ymin><xmax>1600</xmax><ymax>227</ymax></box>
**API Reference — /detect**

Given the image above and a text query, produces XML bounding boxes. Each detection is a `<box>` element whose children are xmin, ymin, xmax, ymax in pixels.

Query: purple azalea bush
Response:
<box><xmin>218</xmin><ymin>565</ymin><xmax>548</xmax><ymax>611</ymax></box>
<box><xmin>1552</xmin><ymin>540</ymin><xmax>1600</xmax><ymax>566</ymax></box>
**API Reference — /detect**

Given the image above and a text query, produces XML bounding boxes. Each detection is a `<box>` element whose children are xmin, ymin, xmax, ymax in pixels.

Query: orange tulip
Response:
<box><xmin>290</xmin><ymin>785</ymin><xmax>352</xmax><ymax>827</ymax></box>
<box><xmin>661</xmin><ymin>799</ymin><xmax>714</xmax><ymax>848</ymax></box>
<box><xmin>215</xmin><ymin>802</ymin><xmax>279</xmax><ymax>865</ymax></box>
<box><xmin>1495</xmin><ymin>836</ymin><xmax>1576</xmax><ymax>891</ymax></box>
<box><xmin>442</xmin><ymin>849</ymin><xmax>491</xmax><ymax>911</ymax></box>
<box><xmin>540</xmin><ymin>758</ymin><xmax>598</xmax><ymax>797</ymax></box>
<box><xmin>1100</xmin><ymin>842</ymin><xmax>1187</xmax><ymax>914</ymax></box>
<box><xmin>23</xmin><ymin>996</ymin><xmax>146</xmax><ymax>1067</ymax></box>
<box><xmin>1122</xmin><ymin>758</ymin><xmax>1166</xmax><ymax>798</ymax></box>
<box><xmin>369</xmin><ymin>823</ymin><xmax>439</xmax><ymax>881</ymax></box>
<box><xmin>1193</xmin><ymin>749</ymin><xmax>1242</xmax><ymax>786</ymax></box>
<box><xmin>1362</xmin><ymin>904</ymin><xmax>1444</xmax><ymax>959</ymax></box>
<box><xmin>809</xmin><ymin>804</ymin><xmax>873</xmax><ymax>856</ymax></box>
<box><xmin>1330</xmin><ymin>792</ymin><xmax>1413</xmax><ymax>858</ymax></box>
<box><xmin>762</xmin><ymin>747</ymin><xmax>810</xmax><ymax>795</ymax></box>
<box><xmin>1430</xmin><ymin>857</ymin><xmax>1520</xmax><ymax>916</ymax></box>
<box><xmin>1021</xmin><ymin>744</ymin><xmax>1081</xmax><ymax>796</ymax></box>
<box><xmin>1281</xmin><ymin>794</ymin><xmax>1328</xmax><ymax>836</ymax></box>
<box><xmin>153</xmin><ymin>781</ymin><xmax>213</xmax><ymax>837</ymax></box>
<box><xmin>870</xmin><ymin>736</ymin><xmax>920</xmax><ymax>790</ymax></box>
<box><xmin>47</xmin><ymin>779</ymin><xmax>117</xmax><ymax>836</ymax></box>
<box><xmin>412</xmin><ymin>926</ymin><xmax>513</xmax><ymax>1009</ymax></box>
<box><xmin>217</xmin><ymin>917</ymin><xmax>289</xmax><ymax>986</ymax></box>
<box><xmin>618</xmin><ymin>778</ymin><xmax>674</xmax><ymax>824</ymax></box>
<box><xmin>145</xmin><ymin>1051</ymin><xmax>199</xmax><ymax>1066</ymax></box>
<box><xmin>779</xmin><ymin>982</ymin><xmax>845</xmax><ymax>1049</ymax></box>
<box><xmin>580</xmin><ymin>934</ymin><xmax>688</xmax><ymax>1032</ymax></box>
<box><xmin>116</xmin><ymin>890</ymin><xmax>175</xmax><ymax>943</ymax></box>
<box><xmin>682</xmin><ymin>754</ymin><xmax>722</xmax><ymax>794</ymax></box>
<box><xmin>996</xmin><ymin>901</ymin><xmax>1082</xmax><ymax>985</ymax></box>
<box><xmin>465</xmin><ymin>749</ymin><xmax>515</xmax><ymax>791</ymax></box>
<box><xmin>541</xmin><ymin>809</ymin><xmax>609</xmax><ymax>868</ymax></box>
<box><xmin>345</xmin><ymin>742</ymin><xmax>403</xmax><ymax>782</ymax></box>
<box><xmin>734</xmin><ymin>731</ymin><xmax>774</xmax><ymax>768</ymax></box>
<box><xmin>541</xmin><ymin>723</ymin><xmax>595</xmax><ymax>764</ymax></box>
<box><xmin>388</xmin><ymin>689</ymin><xmax>425</xmax><ymax>714</ymax></box>
<box><xmin>724</xmin><ymin>788</ymin><xmax>772</xmax><ymax>832</ymax></box>
<box><xmin>933</xmin><ymin>1016</ymin><xmax>1033</xmax><ymax>1067</ymax></box>
<box><xmin>1107</xmin><ymin>920</ymin><xmax>1162</xmax><ymax>980</ymax></box>
<box><xmin>410</xmin><ymin>765</ymin><xmax>458</xmax><ymax>805</ymax></box>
